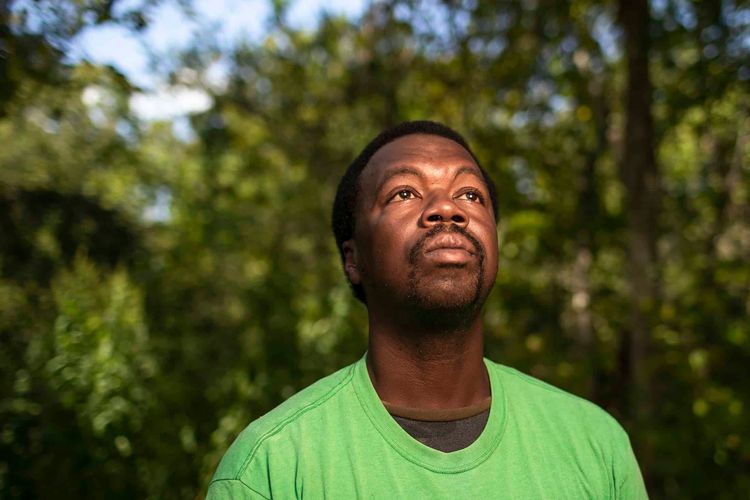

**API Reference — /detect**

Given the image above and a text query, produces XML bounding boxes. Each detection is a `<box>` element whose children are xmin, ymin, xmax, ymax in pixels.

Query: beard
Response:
<box><xmin>402</xmin><ymin>224</ymin><xmax>487</xmax><ymax>327</ymax></box>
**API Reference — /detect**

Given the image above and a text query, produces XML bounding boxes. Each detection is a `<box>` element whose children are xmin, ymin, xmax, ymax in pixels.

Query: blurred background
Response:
<box><xmin>1</xmin><ymin>0</ymin><xmax>749</xmax><ymax>498</ymax></box>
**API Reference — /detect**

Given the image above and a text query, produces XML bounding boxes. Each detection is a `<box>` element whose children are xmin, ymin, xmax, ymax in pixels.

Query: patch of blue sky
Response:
<box><xmin>66</xmin><ymin>0</ymin><xmax>367</xmax><ymax>127</ymax></box>
<box><xmin>68</xmin><ymin>0</ymin><xmax>368</xmax><ymax>89</ymax></box>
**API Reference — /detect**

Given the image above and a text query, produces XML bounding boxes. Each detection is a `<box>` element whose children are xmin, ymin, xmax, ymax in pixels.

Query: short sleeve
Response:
<box><xmin>206</xmin><ymin>479</ymin><xmax>270</xmax><ymax>500</ymax></box>
<box><xmin>616</xmin><ymin>433</ymin><xmax>649</xmax><ymax>499</ymax></box>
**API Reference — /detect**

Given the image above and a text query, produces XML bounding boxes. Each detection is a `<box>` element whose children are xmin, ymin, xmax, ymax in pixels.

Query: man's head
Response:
<box><xmin>332</xmin><ymin>121</ymin><xmax>499</xmax><ymax>314</ymax></box>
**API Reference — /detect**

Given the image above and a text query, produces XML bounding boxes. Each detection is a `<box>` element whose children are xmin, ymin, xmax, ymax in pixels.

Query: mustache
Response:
<box><xmin>408</xmin><ymin>224</ymin><xmax>485</xmax><ymax>264</ymax></box>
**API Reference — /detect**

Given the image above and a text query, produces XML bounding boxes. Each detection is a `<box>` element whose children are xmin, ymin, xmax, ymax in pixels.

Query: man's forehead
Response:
<box><xmin>360</xmin><ymin>133</ymin><xmax>481</xmax><ymax>186</ymax></box>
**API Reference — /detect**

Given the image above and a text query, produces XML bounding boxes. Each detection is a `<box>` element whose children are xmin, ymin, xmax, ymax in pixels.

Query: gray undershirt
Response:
<box><xmin>391</xmin><ymin>409</ymin><xmax>490</xmax><ymax>453</ymax></box>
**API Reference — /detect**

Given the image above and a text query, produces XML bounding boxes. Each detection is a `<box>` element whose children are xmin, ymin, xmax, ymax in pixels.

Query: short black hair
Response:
<box><xmin>331</xmin><ymin>120</ymin><xmax>498</xmax><ymax>303</ymax></box>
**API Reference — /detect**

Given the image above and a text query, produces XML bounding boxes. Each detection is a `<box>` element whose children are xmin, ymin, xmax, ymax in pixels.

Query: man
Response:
<box><xmin>207</xmin><ymin>121</ymin><xmax>648</xmax><ymax>499</ymax></box>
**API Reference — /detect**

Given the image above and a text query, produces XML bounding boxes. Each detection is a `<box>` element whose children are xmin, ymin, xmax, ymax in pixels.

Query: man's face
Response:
<box><xmin>344</xmin><ymin>134</ymin><xmax>499</xmax><ymax>313</ymax></box>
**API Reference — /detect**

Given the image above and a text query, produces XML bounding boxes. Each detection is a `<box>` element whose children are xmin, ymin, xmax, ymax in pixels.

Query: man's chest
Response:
<box><xmin>264</xmin><ymin>429</ymin><xmax>613</xmax><ymax>499</ymax></box>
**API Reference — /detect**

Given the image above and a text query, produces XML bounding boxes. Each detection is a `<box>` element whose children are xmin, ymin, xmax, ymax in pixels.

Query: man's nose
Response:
<box><xmin>420</xmin><ymin>194</ymin><xmax>469</xmax><ymax>228</ymax></box>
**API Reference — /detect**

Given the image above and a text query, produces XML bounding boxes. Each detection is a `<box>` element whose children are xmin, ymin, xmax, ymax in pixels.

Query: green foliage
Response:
<box><xmin>44</xmin><ymin>256</ymin><xmax>155</xmax><ymax>437</ymax></box>
<box><xmin>1</xmin><ymin>0</ymin><xmax>749</xmax><ymax>498</ymax></box>
<box><xmin>0</xmin><ymin>258</ymin><xmax>156</xmax><ymax>497</ymax></box>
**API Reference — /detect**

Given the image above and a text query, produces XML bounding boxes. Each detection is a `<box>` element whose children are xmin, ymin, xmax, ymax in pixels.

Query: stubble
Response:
<box><xmin>405</xmin><ymin>224</ymin><xmax>487</xmax><ymax>322</ymax></box>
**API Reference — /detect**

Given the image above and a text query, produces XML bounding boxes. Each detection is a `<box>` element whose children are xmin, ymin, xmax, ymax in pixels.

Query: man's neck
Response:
<box><xmin>365</xmin><ymin>311</ymin><xmax>490</xmax><ymax>410</ymax></box>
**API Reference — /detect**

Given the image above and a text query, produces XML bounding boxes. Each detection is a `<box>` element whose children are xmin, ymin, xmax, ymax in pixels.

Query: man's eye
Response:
<box><xmin>392</xmin><ymin>189</ymin><xmax>415</xmax><ymax>201</ymax></box>
<box><xmin>458</xmin><ymin>190</ymin><xmax>483</xmax><ymax>203</ymax></box>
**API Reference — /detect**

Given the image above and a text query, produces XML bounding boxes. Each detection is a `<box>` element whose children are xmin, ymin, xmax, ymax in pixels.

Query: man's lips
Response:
<box><xmin>407</xmin><ymin>224</ymin><xmax>485</xmax><ymax>269</ymax></box>
<box><xmin>423</xmin><ymin>234</ymin><xmax>476</xmax><ymax>256</ymax></box>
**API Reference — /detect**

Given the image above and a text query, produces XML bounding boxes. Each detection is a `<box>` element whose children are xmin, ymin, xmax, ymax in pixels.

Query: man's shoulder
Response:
<box><xmin>487</xmin><ymin>359</ymin><xmax>628</xmax><ymax>438</ymax></box>
<box><xmin>210</xmin><ymin>361</ymin><xmax>357</xmax><ymax>483</ymax></box>
<box><xmin>487</xmin><ymin>360</ymin><xmax>646</xmax><ymax>497</ymax></box>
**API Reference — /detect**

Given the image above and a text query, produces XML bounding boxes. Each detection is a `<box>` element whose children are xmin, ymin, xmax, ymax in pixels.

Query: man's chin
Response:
<box><xmin>405</xmin><ymin>276</ymin><xmax>483</xmax><ymax>312</ymax></box>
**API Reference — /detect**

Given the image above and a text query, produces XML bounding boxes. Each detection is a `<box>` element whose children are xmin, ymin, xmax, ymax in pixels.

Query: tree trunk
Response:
<box><xmin>572</xmin><ymin>76</ymin><xmax>608</xmax><ymax>401</ymax></box>
<box><xmin>617</xmin><ymin>0</ymin><xmax>659</xmax><ymax>428</ymax></box>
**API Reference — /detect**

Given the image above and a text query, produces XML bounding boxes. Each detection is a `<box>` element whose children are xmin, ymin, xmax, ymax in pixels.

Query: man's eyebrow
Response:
<box><xmin>375</xmin><ymin>166</ymin><xmax>425</xmax><ymax>194</ymax></box>
<box><xmin>453</xmin><ymin>165</ymin><xmax>485</xmax><ymax>183</ymax></box>
<box><xmin>373</xmin><ymin>164</ymin><xmax>485</xmax><ymax>195</ymax></box>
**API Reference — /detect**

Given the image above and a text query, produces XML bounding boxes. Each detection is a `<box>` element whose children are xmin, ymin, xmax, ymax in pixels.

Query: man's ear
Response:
<box><xmin>342</xmin><ymin>240</ymin><xmax>361</xmax><ymax>285</ymax></box>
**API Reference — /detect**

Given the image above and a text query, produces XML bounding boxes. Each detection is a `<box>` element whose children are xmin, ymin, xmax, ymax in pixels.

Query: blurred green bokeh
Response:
<box><xmin>1</xmin><ymin>1</ymin><xmax>749</xmax><ymax>498</ymax></box>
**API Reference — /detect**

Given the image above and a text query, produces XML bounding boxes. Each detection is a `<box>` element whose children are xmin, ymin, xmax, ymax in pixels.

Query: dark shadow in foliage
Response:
<box><xmin>0</xmin><ymin>188</ymin><xmax>141</xmax><ymax>284</ymax></box>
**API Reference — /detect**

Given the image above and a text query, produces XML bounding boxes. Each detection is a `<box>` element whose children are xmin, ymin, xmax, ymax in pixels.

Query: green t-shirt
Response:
<box><xmin>207</xmin><ymin>355</ymin><xmax>647</xmax><ymax>499</ymax></box>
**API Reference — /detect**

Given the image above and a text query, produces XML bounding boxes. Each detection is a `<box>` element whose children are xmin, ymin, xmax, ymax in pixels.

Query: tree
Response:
<box><xmin>1</xmin><ymin>0</ymin><xmax>749</xmax><ymax>497</ymax></box>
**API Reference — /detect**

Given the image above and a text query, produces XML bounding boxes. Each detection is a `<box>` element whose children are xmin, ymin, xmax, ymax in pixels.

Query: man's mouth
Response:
<box><xmin>409</xmin><ymin>224</ymin><xmax>485</xmax><ymax>266</ymax></box>
<box><xmin>409</xmin><ymin>225</ymin><xmax>483</xmax><ymax>267</ymax></box>
<box><xmin>423</xmin><ymin>234</ymin><xmax>476</xmax><ymax>256</ymax></box>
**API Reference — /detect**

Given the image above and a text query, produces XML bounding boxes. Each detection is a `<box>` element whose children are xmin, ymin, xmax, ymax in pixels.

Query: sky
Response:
<box><xmin>71</xmin><ymin>0</ymin><xmax>368</xmax><ymax>88</ymax></box>
<box><xmin>69</xmin><ymin>0</ymin><xmax>368</xmax><ymax>122</ymax></box>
